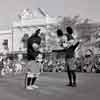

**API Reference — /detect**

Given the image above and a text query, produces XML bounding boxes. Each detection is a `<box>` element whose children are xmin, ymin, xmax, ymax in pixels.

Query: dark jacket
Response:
<box><xmin>27</xmin><ymin>34</ymin><xmax>41</xmax><ymax>61</ymax></box>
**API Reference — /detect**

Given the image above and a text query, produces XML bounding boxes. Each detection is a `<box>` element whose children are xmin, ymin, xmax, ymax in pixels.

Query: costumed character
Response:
<box><xmin>25</xmin><ymin>29</ymin><xmax>43</xmax><ymax>90</ymax></box>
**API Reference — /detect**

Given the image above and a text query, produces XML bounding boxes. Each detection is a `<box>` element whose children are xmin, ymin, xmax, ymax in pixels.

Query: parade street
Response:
<box><xmin>0</xmin><ymin>72</ymin><xmax>99</xmax><ymax>100</ymax></box>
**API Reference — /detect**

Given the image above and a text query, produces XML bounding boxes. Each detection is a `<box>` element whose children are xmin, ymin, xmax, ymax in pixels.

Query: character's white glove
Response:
<box><xmin>36</xmin><ymin>54</ymin><xmax>43</xmax><ymax>62</ymax></box>
<box><xmin>32</xmin><ymin>43</ymin><xmax>39</xmax><ymax>50</ymax></box>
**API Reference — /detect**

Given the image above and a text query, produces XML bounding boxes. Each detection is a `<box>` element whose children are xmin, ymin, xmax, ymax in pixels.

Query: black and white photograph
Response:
<box><xmin>0</xmin><ymin>0</ymin><xmax>100</xmax><ymax>100</ymax></box>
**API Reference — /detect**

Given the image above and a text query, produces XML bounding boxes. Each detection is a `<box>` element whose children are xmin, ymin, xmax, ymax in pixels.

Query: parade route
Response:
<box><xmin>0</xmin><ymin>72</ymin><xmax>100</xmax><ymax>100</ymax></box>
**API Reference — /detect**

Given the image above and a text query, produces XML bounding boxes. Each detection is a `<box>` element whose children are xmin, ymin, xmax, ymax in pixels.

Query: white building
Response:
<box><xmin>0</xmin><ymin>30</ymin><xmax>12</xmax><ymax>53</ymax></box>
<box><xmin>0</xmin><ymin>8</ymin><xmax>63</xmax><ymax>53</ymax></box>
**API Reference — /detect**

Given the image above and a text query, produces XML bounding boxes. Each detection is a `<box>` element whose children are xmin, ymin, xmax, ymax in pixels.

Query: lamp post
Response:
<box><xmin>11</xmin><ymin>25</ymin><xmax>14</xmax><ymax>54</ymax></box>
<box><xmin>45</xmin><ymin>15</ymin><xmax>49</xmax><ymax>53</ymax></box>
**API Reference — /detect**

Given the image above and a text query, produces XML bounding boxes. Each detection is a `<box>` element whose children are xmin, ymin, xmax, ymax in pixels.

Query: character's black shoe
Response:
<box><xmin>72</xmin><ymin>83</ymin><xmax>77</xmax><ymax>87</ymax></box>
<box><xmin>66</xmin><ymin>83</ymin><xmax>73</xmax><ymax>87</ymax></box>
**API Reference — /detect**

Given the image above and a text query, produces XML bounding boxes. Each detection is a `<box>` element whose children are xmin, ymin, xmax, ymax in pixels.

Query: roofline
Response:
<box><xmin>0</xmin><ymin>30</ymin><xmax>12</xmax><ymax>34</ymax></box>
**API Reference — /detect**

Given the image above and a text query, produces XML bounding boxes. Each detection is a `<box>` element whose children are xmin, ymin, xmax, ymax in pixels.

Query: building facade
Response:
<box><xmin>0</xmin><ymin>8</ymin><xmax>63</xmax><ymax>53</ymax></box>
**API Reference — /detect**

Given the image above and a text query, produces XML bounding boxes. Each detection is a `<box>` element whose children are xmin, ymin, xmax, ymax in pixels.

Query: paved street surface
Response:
<box><xmin>0</xmin><ymin>72</ymin><xmax>100</xmax><ymax>100</ymax></box>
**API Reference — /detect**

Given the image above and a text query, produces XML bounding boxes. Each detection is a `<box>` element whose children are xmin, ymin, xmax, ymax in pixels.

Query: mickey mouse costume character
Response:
<box><xmin>56</xmin><ymin>27</ymin><xmax>79</xmax><ymax>87</ymax></box>
<box><xmin>64</xmin><ymin>27</ymin><xmax>79</xmax><ymax>87</ymax></box>
<box><xmin>25</xmin><ymin>29</ymin><xmax>43</xmax><ymax>90</ymax></box>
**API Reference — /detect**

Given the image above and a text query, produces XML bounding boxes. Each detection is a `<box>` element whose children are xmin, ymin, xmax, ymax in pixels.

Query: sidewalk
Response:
<box><xmin>0</xmin><ymin>72</ymin><xmax>99</xmax><ymax>100</ymax></box>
